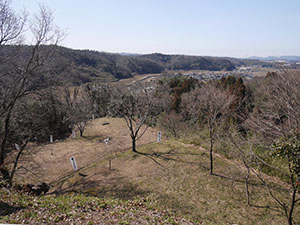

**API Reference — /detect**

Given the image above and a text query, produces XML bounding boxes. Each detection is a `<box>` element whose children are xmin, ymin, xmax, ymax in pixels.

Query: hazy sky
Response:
<box><xmin>11</xmin><ymin>0</ymin><xmax>300</xmax><ymax>58</ymax></box>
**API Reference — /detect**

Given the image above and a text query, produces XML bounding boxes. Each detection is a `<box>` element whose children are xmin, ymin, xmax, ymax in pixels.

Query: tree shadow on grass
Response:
<box><xmin>94</xmin><ymin>181</ymin><xmax>148</xmax><ymax>200</ymax></box>
<box><xmin>211</xmin><ymin>173</ymin><xmax>288</xmax><ymax>215</ymax></box>
<box><xmin>50</xmin><ymin>168</ymin><xmax>149</xmax><ymax>200</ymax></box>
<box><xmin>0</xmin><ymin>201</ymin><xmax>24</xmax><ymax>216</ymax></box>
<box><xmin>212</xmin><ymin>172</ymin><xmax>289</xmax><ymax>192</ymax></box>
<box><xmin>134</xmin><ymin>149</ymin><xmax>209</xmax><ymax>171</ymax></box>
<box><xmin>135</xmin><ymin>149</ymin><xmax>288</xmax><ymax>218</ymax></box>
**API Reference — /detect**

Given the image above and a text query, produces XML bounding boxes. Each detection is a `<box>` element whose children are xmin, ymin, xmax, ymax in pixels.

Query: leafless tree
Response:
<box><xmin>0</xmin><ymin>1</ymin><xmax>62</xmax><ymax>183</ymax></box>
<box><xmin>158</xmin><ymin>112</ymin><xmax>183</xmax><ymax>138</ymax></box>
<box><xmin>61</xmin><ymin>87</ymin><xmax>92</xmax><ymax>137</ymax></box>
<box><xmin>239</xmin><ymin>137</ymin><xmax>300</xmax><ymax>225</ymax></box>
<box><xmin>182</xmin><ymin>83</ymin><xmax>235</xmax><ymax>175</ymax></box>
<box><xmin>0</xmin><ymin>0</ymin><xmax>26</xmax><ymax>47</ymax></box>
<box><xmin>248</xmin><ymin>70</ymin><xmax>300</xmax><ymax>141</ymax></box>
<box><xmin>108</xmin><ymin>83</ymin><xmax>159</xmax><ymax>153</ymax></box>
<box><xmin>245</xmin><ymin>70</ymin><xmax>300</xmax><ymax>225</ymax></box>
<box><xmin>84</xmin><ymin>83</ymin><xmax>112</xmax><ymax>117</ymax></box>
<box><xmin>226</xmin><ymin>127</ymin><xmax>258</xmax><ymax>206</ymax></box>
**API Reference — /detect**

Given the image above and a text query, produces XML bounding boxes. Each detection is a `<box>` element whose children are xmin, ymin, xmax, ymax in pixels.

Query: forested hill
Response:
<box><xmin>1</xmin><ymin>45</ymin><xmax>265</xmax><ymax>85</ymax></box>
<box><xmin>49</xmin><ymin>47</ymin><xmax>239</xmax><ymax>84</ymax></box>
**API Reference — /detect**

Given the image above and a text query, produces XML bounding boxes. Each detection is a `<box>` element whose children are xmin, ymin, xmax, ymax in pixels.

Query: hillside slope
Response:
<box><xmin>2</xmin><ymin>118</ymin><xmax>298</xmax><ymax>225</ymax></box>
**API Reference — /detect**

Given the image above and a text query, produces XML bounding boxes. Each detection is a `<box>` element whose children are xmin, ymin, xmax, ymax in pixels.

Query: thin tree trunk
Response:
<box><xmin>9</xmin><ymin>141</ymin><xmax>28</xmax><ymax>185</ymax></box>
<box><xmin>245</xmin><ymin>165</ymin><xmax>250</xmax><ymax>206</ymax></box>
<box><xmin>209</xmin><ymin>123</ymin><xmax>214</xmax><ymax>175</ymax></box>
<box><xmin>0</xmin><ymin>76</ymin><xmax>26</xmax><ymax>165</ymax></box>
<box><xmin>210</xmin><ymin>142</ymin><xmax>213</xmax><ymax>175</ymax></box>
<box><xmin>287</xmin><ymin>161</ymin><xmax>297</xmax><ymax>225</ymax></box>
<box><xmin>287</xmin><ymin>184</ymin><xmax>297</xmax><ymax>225</ymax></box>
<box><xmin>287</xmin><ymin>189</ymin><xmax>296</xmax><ymax>225</ymax></box>
<box><xmin>132</xmin><ymin>138</ymin><xmax>137</xmax><ymax>153</ymax></box>
<box><xmin>0</xmin><ymin>108</ymin><xmax>13</xmax><ymax>181</ymax></box>
<box><xmin>0</xmin><ymin>106</ymin><xmax>13</xmax><ymax>165</ymax></box>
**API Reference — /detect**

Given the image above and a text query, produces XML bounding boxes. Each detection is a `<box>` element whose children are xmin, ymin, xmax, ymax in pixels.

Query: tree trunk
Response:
<box><xmin>132</xmin><ymin>138</ymin><xmax>137</xmax><ymax>152</ymax></box>
<box><xmin>79</xmin><ymin>129</ymin><xmax>84</xmax><ymax>137</ymax></box>
<box><xmin>0</xmin><ymin>108</ymin><xmax>13</xmax><ymax>165</ymax></box>
<box><xmin>209</xmin><ymin>123</ymin><xmax>214</xmax><ymax>175</ymax></box>
<box><xmin>0</xmin><ymin>99</ymin><xmax>21</xmax><ymax>183</ymax></box>
<box><xmin>287</xmin><ymin>188</ymin><xmax>297</xmax><ymax>225</ymax></box>
<box><xmin>210</xmin><ymin>142</ymin><xmax>213</xmax><ymax>175</ymax></box>
<box><xmin>9</xmin><ymin>142</ymin><xmax>27</xmax><ymax>185</ymax></box>
<box><xmin>245</xmin><ymin>166</ymin><xmax>250</xmax><ymax>206</ymax></box>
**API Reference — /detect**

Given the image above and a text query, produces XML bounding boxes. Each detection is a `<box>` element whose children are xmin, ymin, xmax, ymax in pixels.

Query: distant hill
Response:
<box><xmin>46</xmin><ymin>47</ymin><xmax>243</xmax><ymax>85</ymax></box>
<box><xmin>249</xmin><ymin>55</ymin><xmax>300</xmax><ymax>62</ymax></box>
<box><xmin>49</xmin><ymin>47</ymin><xmax>239</xmax><ymax>85</ymax></box>
<box><xmin>1</xmin><ymin>45</ymin><xmax>270</xmax><ymax>85</ymax></box>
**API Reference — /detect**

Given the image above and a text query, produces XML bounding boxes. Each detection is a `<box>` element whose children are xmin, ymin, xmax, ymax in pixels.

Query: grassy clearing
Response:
<box><xmin>3</xmin><ymin>118</ymin><xmax>299</xmax><ymax>224</ymax></box>
<box><xmin>13</xmin><ymin>117</ymin><xmax>157</xmax><ymax>184</ymax></box>
<box><xmin>48</xmin><ymin>140</ymin><xmax>297</xmax><ymax>224</ymax></box>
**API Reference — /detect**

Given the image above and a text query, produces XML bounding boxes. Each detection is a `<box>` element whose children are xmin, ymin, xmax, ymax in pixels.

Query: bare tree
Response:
<box><xmin>0</xmin><ymin>1</ymin><xmax>62</xmax><ymax>183</ymax></box>
<box><xmin>109</xmin><ymin>83</ymin><xmax>158</xmax><ymax>153</ymax></box>
<box><xmin>226</xmin><ymin>127</ymin><xmax>258</xmax><ymax>206</ymax></box>
<box><xmin>248</xmin><ymin>70</ymin><xmax>300</xmax><ymax>141</ymax></box>
<box><xmin>158</xmin><ymin>112</ymin><xmax>183</xmax><ymax>138</ymax></box>
<box><xmin>182</xmin><ymin>83</ymin><xmax>235</xmax><ymax>175</ymax></box>
<box><xmin>84</xmin><ymin>83</ymin><xmax>112</xmax><ymax>117</ymax></box>
<box><xmin>0</xmin><ymin>0</ymin><xmax>26</xmax><ymax>46</ymax></box>
<box><xmin>61</xmin><ymin>87</ymin><xmax>92</xmax><ymax>137</ymax></box>
<box><xmin>246</xmin><ymin>70</ymin><xmax>300</xmax><ymax>225</ymax></box>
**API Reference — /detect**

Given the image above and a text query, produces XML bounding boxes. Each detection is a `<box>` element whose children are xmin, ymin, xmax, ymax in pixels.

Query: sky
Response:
<box><xmin>11</xmin><ymin>0</ymin><xmax>300</xmax><ymax>58</ymax></box>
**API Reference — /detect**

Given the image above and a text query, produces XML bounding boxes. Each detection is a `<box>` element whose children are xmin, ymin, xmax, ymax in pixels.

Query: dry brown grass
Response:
<box><xmin>12</xmin><ymin>118</ymin><xmax>299</xmax><ymax>225</ymax></box>
<box><xmin>50</xmin><ymin>140</ymin><xmax>296</xmax><ymax>224</ymax></box>
<box><xmin>112</xmin><ymin>141</ymin><xmax>294</xmax><ymax>225</ymax></box>
<box><xmin>14</xmin><ymin>117</ymin><xmax>157</xmax><ymax>184</ymax></box>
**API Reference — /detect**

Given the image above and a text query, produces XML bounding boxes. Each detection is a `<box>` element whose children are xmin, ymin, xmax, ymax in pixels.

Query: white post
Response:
<box><xmin>157</xmin><ymin>131</ymin><xmax>162</xmax><ymax>142</ymax></box>
<box><xmin>70</xmin><ymin>157</ymin><xmax>78</xmax><ymax>171</ymax></box>
<box><xmin>92</xmin><ymin>113</ymin><xmax>95</xmax><ymax>120</ymax></box>
<box><xmin>50</xmin><ymin>135</ymin><xmax>53</xmax><ymax>143</ymax></box>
